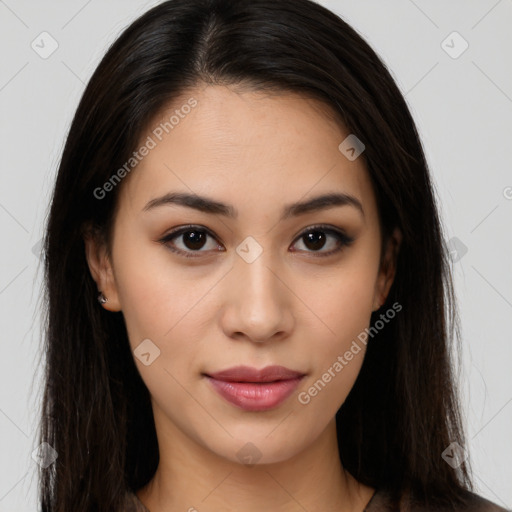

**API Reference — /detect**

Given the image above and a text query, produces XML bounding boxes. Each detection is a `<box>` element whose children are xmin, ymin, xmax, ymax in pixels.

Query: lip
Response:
<box><xmin>204</xmin><ymin>365</ymin><xmax>306</xmax><ymax>412</ymax></box>
<box><xmin>207</xmin><ymin>365</ymin><xmax>305</xmax><ymax>383</ymax></box>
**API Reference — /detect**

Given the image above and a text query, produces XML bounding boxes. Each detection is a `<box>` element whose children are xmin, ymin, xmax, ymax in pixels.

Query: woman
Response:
<box><xmin>39</xmin><ymin>0</ymin><xmax>508</xmax><ymax>510</ymax></box>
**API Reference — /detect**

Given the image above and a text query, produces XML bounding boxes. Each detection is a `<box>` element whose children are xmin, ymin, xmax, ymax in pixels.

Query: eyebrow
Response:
<box><xmin>142</xmin><ymin>191</ymin><xmax>364</xmax><ymax>221</ymax></box>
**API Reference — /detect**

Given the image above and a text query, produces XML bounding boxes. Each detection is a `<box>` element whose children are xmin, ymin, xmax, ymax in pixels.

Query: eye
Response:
<box><xmin>158</xmin><ymin>225</ymin><xmax>224</xmax><ymax>259</ymax></box>
<box><xmin>158</xmin><ymin>224</ymin><xmax>354</xmax><ymax>259</ymax></box>
<box><xmin>290</xmin><ymin>225</ymin><xmax>354</xmax><ymax>257</ymax></box>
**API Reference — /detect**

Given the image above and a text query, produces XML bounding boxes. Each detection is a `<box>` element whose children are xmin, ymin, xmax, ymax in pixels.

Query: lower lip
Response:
<box><xmin>205</xmin><ymin>376</ymin><xmax>303</xmax><ymax>411</ymax></box>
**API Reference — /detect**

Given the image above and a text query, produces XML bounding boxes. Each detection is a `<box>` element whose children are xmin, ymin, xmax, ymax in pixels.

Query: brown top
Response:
<box><xmin>123</xmin><ymin>487</ymin><xmax>510</xmax><ymax>512</ymax></box>
<box><xmin>362</xmin><ymin>488</ymin><xmax>510</xmax><ymax>511</ymax></box>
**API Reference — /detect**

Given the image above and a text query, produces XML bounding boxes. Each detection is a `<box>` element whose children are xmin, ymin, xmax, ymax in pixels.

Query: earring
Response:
<box><xmin>97</xmin><ymin>291</ymin><xmax>108</xmax><ymax>304</ymax></box>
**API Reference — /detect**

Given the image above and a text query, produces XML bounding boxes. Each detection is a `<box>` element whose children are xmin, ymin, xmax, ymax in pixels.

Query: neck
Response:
<box><xmin>137</xmin><ymin>408</ymin><xmax>374</xmax><ymax>512</ymax></box>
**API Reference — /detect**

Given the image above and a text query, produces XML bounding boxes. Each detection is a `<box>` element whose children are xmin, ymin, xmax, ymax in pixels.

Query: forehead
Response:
<box><xmin>119</xmin><ymin>84</ymin><xmax>377</xmax><ymax>222</ymax></box>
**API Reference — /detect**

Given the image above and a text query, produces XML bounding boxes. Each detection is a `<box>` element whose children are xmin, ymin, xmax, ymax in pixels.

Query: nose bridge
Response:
<box><xmin>240</xmin><ymin>249</ymin><xmax>278</xmax><ymax>297</ymax></box>
<box><xmin>222</xmin><ymin>238</ymin><xmax>291</xmax><ymax>342</ymax></box>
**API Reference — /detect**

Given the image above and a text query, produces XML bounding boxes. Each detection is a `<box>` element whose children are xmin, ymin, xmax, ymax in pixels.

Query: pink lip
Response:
<box><xmin>204</xmin><ymin>365</ymin><xmax>306</xmax><ymax>412</ymax></box>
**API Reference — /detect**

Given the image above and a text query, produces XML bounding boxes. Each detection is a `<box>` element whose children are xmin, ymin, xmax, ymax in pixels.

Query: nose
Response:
<box><xmin>219</xmin><ymin>248</ymin><xmax>294</xmax><ymax>343</ymax></box>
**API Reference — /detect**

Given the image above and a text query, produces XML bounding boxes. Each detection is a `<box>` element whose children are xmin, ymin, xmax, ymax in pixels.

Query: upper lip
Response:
<box><xmin>205</xmin><ymin>365</ymin><xmax>306</xmax><ymax>383</ymax></box>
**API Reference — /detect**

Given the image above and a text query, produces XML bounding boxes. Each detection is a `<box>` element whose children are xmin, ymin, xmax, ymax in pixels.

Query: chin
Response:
<box><xmin>204</xmin><ymin>430</ymin><xmax>310</xmax><ymax>467</ymax></box>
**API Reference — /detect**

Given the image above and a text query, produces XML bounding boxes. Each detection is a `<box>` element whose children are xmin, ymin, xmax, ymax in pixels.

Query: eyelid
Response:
<box><xmin>293</xmin><ymin>223</ymin><xmax>350</xmax><ymax>241</ymax></box>
<box><xmin>161</xmin><ymin>224</ymin><xmax>220</xmax><ymax>242</ymax></box>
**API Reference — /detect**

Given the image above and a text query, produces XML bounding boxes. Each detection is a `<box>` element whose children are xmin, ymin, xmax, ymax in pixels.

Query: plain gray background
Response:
<box><xmin>0</xmin><ymin>1</ymin><xmax>511</xmax><ymax>510</ymax></box>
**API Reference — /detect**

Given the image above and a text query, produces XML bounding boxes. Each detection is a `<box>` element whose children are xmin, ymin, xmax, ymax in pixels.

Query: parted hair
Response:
<box><xmin>39</xmin><ymin>1</ymin><xmax>472</xmax><ymax>510</ymax></box>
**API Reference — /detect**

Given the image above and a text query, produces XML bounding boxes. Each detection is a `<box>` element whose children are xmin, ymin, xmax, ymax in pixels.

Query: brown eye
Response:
<box><xmin>291</xmin><ymin>225</ymin><xmax>354</xmax><ymax>257</ymax></box>
<box><xmin>159</xmin><ymin>226</ymin><xmax>224</xmax><ymax>258</ymax></box>
<box><xmin>181</xmin><ymin>230</ymin><xmax>208</xmax><ymax>250</ymax></box>
<box><xmin>302</xmin><ymin>230</ymin><xmax>327</xmax><ymax>251</ymax></box>
<box><xmin>159</xmin><ymin>224</ymin><xmax>354</xmax><ymax>260</ymax></box>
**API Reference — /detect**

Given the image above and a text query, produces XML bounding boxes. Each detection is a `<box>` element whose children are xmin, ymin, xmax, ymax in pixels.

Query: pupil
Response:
<box><xmin>181</xmin><ymin>230</ymin><xmax>327</xmax><ymax>251</ymax></box>
<box><xmin>304</xmin><ymin>231</ymin><xmax>325</xmax><ymax>250</ymax></box>
<box><xmin>184</xmin><ymin>231</ymin><xmax>206</xmax><ymax>250</ymax></box>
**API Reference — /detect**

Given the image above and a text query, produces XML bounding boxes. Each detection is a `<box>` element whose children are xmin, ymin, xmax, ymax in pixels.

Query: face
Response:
<box><xmin>85</xmin><ymin>83</ymin><xmax>400</xmax><ymax>465</ymax></box>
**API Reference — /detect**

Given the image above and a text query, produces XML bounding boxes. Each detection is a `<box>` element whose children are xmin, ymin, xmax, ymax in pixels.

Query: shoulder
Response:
<box><xmin>367</xmin><ymin>488</ymin><xmax>510</xmax><ymax>512</ymax></box>
<box><xmin>457</xmin><ymin>490</ymin><xmax>510</xmax><ymax>512</ymax></box>
<box><xmin>121</xmin><ymin>489</ymin><xmax>151</xmax><ymax>512</ymax></box>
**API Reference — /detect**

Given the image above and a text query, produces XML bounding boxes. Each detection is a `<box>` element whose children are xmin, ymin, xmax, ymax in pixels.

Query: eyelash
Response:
<box><xmin>158</xmin><ymin>224</ymin><xmax>355</xmax><ymax>259</ymax></box>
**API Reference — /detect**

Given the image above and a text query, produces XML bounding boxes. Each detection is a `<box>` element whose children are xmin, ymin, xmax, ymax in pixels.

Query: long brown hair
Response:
<box><xmin>39</xmin><ymin>1</ymin><xmax>472</xmax><ymax>510</ymax></box>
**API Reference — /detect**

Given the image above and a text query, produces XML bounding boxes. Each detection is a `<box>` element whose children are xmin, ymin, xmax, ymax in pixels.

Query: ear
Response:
<box><xmin>372</xmin><ymin>227</ymin><xmax>402</xmax><ymax>312</ymax></box>
<box><xmin>83</xmin><ymin>227</ymin><xmax>122</xmax><ymax>312</ymax></box>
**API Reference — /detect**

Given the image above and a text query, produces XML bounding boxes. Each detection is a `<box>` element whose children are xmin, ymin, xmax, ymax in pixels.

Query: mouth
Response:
<box><xmin>203</xmin><ymin>365</ymin><xmax>306</xmax><ymax>411</ymax></box>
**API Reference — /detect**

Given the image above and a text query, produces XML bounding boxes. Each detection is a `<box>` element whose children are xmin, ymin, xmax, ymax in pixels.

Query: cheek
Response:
<box><xmin>112</xmin><ymin>235</ymin><xmax>222</xmax><ymax>387</ymax></box>
<box><xmin>295</xmin><ymin>279</ymin><xmax>372</xmax><ymax>417</ymax></box>
<box><xmin>112</xmin><ymin>229</ymin><xmax>201</xmax><ymax>339</ymax></box>
<box><xmin>295</xmin><ymin>254</ymin><xmax>379</xmax><ymax>404</ymax></box>
<box><xmin>305</xmin><ymin>259</ymin><xmax>378</xmax><ymax>344</ymax></box>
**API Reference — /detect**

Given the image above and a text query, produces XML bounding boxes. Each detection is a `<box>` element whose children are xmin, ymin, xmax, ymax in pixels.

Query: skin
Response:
<box><xmin>85</xmin><ymin>83</ymin><xmax>401</xmax><ymax>512</ymax></box>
